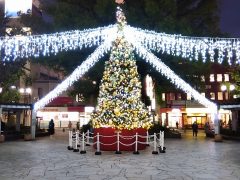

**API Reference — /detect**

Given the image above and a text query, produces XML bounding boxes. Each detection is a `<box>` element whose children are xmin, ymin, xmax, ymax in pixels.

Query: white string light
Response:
<box><xmin>124</xmin><ymin>26</ymin><xmax>240</xmax><ymax>65</ymax></box>
<box><xmin>124</xmin><ymin>32</ymin><xmax>218</xmax><ymax>113</ymax></box>
<box><xmin>1</xmin><ymin>25</ymin><xmax>116</xmax><ymax>61</ymax></box>
<box><xmin>33</xmin><ymin>36</ymin><xmax>116</xmax><ymax>111</ymax></box>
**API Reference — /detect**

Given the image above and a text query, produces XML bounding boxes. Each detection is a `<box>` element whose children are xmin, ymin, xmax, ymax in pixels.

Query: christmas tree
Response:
<box><xmin>91</xmin><ymin>7</ymin><xmax>151</xmax><ymax>130</ymax></box>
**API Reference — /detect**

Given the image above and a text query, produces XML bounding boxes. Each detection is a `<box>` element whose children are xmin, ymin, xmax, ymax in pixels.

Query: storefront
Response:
<box><xmin>36</xmin><ymin>106</ymin><xmax>94</xmax><ymax>129</ymax></box>
<box><xmin>159</xmin><ymin>107</ymin><xmax>232</xmax><ymax>129</ymax></box>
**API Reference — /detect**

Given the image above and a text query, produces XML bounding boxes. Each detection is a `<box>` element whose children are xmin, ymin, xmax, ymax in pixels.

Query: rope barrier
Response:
<box><xmin>67</xmin><ymin>130</ymin><xmax>165</xmax><ymax>155</ymax></box>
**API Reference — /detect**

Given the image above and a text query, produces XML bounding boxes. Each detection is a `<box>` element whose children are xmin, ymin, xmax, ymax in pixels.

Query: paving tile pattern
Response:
<box><xmin>0</xmin><ymin>130</ymin><xmax>240</xmax><ymax>180</ymax></box>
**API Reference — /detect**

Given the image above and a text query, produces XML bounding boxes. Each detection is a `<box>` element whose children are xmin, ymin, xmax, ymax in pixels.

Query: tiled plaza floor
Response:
<box><xmin>0</xmin><ymin>129</ymin><xmax>240</xmax><ymax>180</ymax></box>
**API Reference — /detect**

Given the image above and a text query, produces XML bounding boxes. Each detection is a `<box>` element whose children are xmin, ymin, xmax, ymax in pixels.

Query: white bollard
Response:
<box><xmin>80</xmin><ymin>132</ymin><xmax>86</xmax><ymax>154</ymax></box>
<box><xmin>73</xmin><ymin>131</ymin><xmax>79</xmax><ymax>152</ymax></box>
<box><xmin>159</xmin><ymin>131</ymin><xmax>162</xmax><ymax>148</ymax></box>
<box><xmin>86</xmin><ymin>130</ymin><xmax>90</xmax><ymax>146</ymax></box>
<box><xmin>146</xmin><ymin>131</ymin><xmax>149</xmax><ymax>146</ymax></box>
<box><xmin>115</xmin><ymin>131</ymin><xmax>121</xmax><ymax>154</ymax></box>
<box><xmin>67</xmin><ymin>131</ymin><xmax>73</xmax><ymax>150</ymax></box>
<box><xmin>159</xmin><ymin>131</ymin><xmax>166</xmax><ymax>153</ymax></box>
<box><xmin>133</xmin><ymin>133</ymin><xmax>139</xmax><ymax>154</ymax></box>
<box><xmin>152</xmin><ymin>133</ymin><xmax>158</xmax><ymax>154</ymax></box>
<box><xmin>95</xmin><ymin>133</ymin><xmax>101</xmax><ymax>155</ymax></box>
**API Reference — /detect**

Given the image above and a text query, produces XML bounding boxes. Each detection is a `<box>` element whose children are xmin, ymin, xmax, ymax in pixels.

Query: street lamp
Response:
<box><xmin>0</xmin><ymin>87</ymin><xmax>2</xmax><ymax>93</ymax></box>
<box><xmin>19</xmin><ymin>87</ymin><xmax>32</xmax><ymax>103</ymax></box>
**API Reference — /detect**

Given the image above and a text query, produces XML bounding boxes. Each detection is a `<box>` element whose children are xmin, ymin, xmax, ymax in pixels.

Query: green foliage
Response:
<box><xmin>230</xmin><ymin>65</ymin><xmax>240</xmax><ymax>97</ymax></box>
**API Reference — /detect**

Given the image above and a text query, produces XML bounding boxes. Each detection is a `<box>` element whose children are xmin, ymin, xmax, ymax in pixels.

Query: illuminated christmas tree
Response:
<box><xmin>91</xmin><ymin>7</ymin><xmax>151</xmax><ymax>130</ymax></box>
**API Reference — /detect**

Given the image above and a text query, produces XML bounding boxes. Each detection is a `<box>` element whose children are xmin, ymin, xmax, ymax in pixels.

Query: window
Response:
<box><xmin>205</xmin><ymin>85</ymin><xmax>211</xmax><ymax>89</ymax></box>
<box><xmin>169</xmin><ymin>93</ymin><xmax>175</xmax><ymax>100</ymax></box>
<box><xmin>187</xmin><ymin>93</ymin><xmax>191</xmax><ymax>100</ymax></box>
<box><xmin>210</xmin><ymin>92</ymin><xmax>215</xmax><ymax>100</ymax></box>
<box><xmin>201</xmin><ymin>93</ymin><xmax>205</xmax><ymax>97</ymax></box>
<box><xmin>217</xmin><ymin>74</ymin><xmax>222</xmax><ymax>82</ymax></box>
<box><xmin>162</xmin><ymin>93</ymin><xmax>165</xmax><ymax>101</ymax></box>
<box><xmin>224</xmin><ymin>74</ymin><xmax>229</xmax><ymax>82</ymax></box>
<box><xmin>218</xmin><ymin>92</ymin><xmax>223</xmax><ymax>100</ymax></box>
<box><xmin>38</xmin><ymin>88</ymin><xmax>43</xmax><ymax>99</ymax></box>
<box><xmin>210</xmin><ymin>74</ymin><xmax>215</xmax><ymax>82</ymax></box>
<box><xmin>224</xmin><ymin>92</ymin><xmax>229</xmax><ymax>100</ymax></box>
<box><xmin>201</xmin><ymin>76</ymin><xmax>205</xmax><ymax>82</ymax></box>
<box><xmin>177</xmin><ymin>93</ymin><xmax>181</xmax><ymax>100</ymax></box>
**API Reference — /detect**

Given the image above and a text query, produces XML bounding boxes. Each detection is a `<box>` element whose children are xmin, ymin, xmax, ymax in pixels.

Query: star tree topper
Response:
<box><xmin>115</xmin><ymin>0</ymin><xmax>125</xmax><ymax>4</ymax></box>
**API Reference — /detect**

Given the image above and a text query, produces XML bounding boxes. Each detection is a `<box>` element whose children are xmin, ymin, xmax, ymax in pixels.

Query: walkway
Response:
<box><xmin>0</xmin><ymin>129</ymin><xmax>240</xmax><ymax>180</ymax></box>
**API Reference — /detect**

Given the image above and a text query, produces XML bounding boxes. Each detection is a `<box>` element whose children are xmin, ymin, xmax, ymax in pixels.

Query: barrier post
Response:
<box><xmin>159</xmin><ymin>131</ymin><xmax>166</xmax><ymax>153</ymax></box>
<box><xmin>159</xmin><ymin>131</ymin><xmax>161</xmax><ymax>148</ymax></box>
<box><xmin>115</xmin><ymin>131</ymin><xmax>122</xmax><ymax>154</ymax></box>
<box><xmin>80</xmin><ymin>132</ymin><xmax>86</xmax><ymax>154</ymax></box>
<box><xmin>67</xmin><ymin>131</ymin><xmax>73</xmax><ymax>150</ymax></box>
<box><xmin>95</xmin><ymin>133</ymin><xmax>101</xmax><ymax>155</ymax></box>
<box><xmin>133</xmin><ymin>133</ymin><xmax>139</xmax><ymax>154</ymax></box>
<box><xmin>86</xmin><ymin>130</ymin><xmax>90</xmax><ymax>146</ymax></box>
<box><xmin>146</xmin><ymin>131</ymin><xmax>149</xmax><ymax>146</ymax></box>
<box><xmin>152</xmin><ymin>133</ymin><xmax>158</xmax><ymax>154</ymax></box>
<box><xmin>73</xmin><ymin>131</ymin><xmax>79</xmax><ymax>152</ymax></box>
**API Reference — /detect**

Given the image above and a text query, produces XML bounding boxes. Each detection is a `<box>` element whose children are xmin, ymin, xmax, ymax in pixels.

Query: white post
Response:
<box><xmin>135</xmin><ymin>133</ymin><xmax>138</xmax><ymax>152</ymax></box>
<box><xmin>117</xmin><ymin>131</ymin><xmax>120</xmax><ymax>152</ymax></box>
<box><xmin>115</xmin><ymin>131</ymin><xmax>121</xmax><ymax>154</ymax></box>
<box><xmin>146</xmin><ymin>131</ymin><xmax>149</xmax><ymax>145</ymax></box>
<box><xmin>133</xmin><ymin>132</ymin><xmax>139</xmax><ymax>154</ymax></box>
<box><xmin>69</xmin><ymin>131</ymin><xmax>72</xmax><ymax>147</ymax></box>
<box><xmin>152</xmin><ymin>133</ymin><xmax>158</xmax><ymax>154</ymax></box>
<box><xmin>214</xmin><ymin>111</ymin><xmax>223</xmax><ymax>142</ymax></box>
<box><xmin>86</xmin><ymin>130</ymin><xmax>90</xmax><ymax>145</ymax></box>
<box><xmin>80</xmin><ymin>132</ymin><xmax>86</xmax><ymax>154</ymax></box>
<box><xmin>31</xmin><ymin>110</ymin><xmax>37</xmax><ymax>140</ymax></box>
<box><xmin>82</xmin><ymin>132</ymin><xmax>85</xmax><ymax>150</ymax></box>
<box><xmin>161</xmin><ymin>131</ymin><xmax>164</xmax><ymax>149</ymax></box>
<box><xmin>68</xmin><ymin>130</ymin><xmax>73</xmax><ymax>150</ymax></box>
<box><xmin>75</xmin><ymin>131</ymin><xmax>78</xmax><ymax>150</ymax></box>
<box><xmin>159</xmin><ymin>131</ymin><xmax>161</xmax><ymax>148</ymax></box>
<box><xmin>97</xmin><ymin>133</ymin><xmax>100</xmax><ymax>152</ymax></box>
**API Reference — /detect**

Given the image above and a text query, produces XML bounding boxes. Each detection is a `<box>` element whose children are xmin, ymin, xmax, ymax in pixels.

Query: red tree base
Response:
<box><xmin>94</xmin><ymin>127</ymin><xmax>147</xmax><ymax>151</ymax></box>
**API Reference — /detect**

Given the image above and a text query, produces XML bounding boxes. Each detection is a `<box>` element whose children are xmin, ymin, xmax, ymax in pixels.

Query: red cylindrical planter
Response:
<box><xmin>93</xmin><ymin>127</ymin><xmax>147</xmax><ymax>151</ymax></box>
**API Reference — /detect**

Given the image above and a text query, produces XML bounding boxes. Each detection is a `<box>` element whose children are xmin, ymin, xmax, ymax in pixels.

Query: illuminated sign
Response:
<box><xmin>5</xmin><ymin>0</ymin><xmax>32</xmax><ymax>17</ymax></box>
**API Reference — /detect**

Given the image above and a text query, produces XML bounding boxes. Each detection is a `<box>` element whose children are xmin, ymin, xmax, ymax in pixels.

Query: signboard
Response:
<box><xmin>5</xmin><ymin>0</ymin><xmax>32</xmax><ymax>17</ymax></box>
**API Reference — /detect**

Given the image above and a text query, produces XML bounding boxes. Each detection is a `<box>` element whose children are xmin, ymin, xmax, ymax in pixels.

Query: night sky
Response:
<box><xmin>220</xmin><ymin>0</ymin><xmax>240</xmax><ymax>37</ymax></box>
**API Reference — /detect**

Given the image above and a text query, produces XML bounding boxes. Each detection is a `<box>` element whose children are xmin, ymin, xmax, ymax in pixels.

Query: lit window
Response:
<box><xmin>162</xmin><ymin>93</ymin><xmax>165</xmax><ymax>101</ymax></box>
<box><xmin>224</xmin><ymin>74</ymin><xmax>229</xmax><ymax>82</ymax></box>
<box><xmin>201</xmin><ymin>76</ymin><xmax>205</xmax><ymax>82</ymax></box>
<box><xmin>217</xmin><ymin>74</ymin><xmax>222</xmax><ymax>82</ymax></box>
<box><xmin>210</xmin><ymin>92</ymin><xmax>215</xmax><ymax>100</ymax></box>
<box><xmin>187</xmin><ymin>93</ymin><xmax>191</xmax><ymax>100</ymax></box>
<box><xmin>224</xmin><ymin>92</ymin><xmax>229</xmax><ymax>100</ymax></box>
<box><xmin>218</xmin><ymin>92</ymin><xmax>223</xmax><ymax>100</ymax></box>
<box><xmin>210</xmin><ymin>74</ymin><xmax>215</xmax><ymax>82</ymax></box>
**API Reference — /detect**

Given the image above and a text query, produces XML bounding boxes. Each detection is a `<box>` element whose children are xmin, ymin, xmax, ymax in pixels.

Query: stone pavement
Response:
<box><xmin>0</xmin><ymin>129</ymin><xmax>240</xmax><ymax>180</ymax></box>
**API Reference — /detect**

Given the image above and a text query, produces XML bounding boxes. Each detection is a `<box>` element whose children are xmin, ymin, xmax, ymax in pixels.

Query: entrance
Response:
<box><xmin>187</xmin><ymin>116</ymin><xmax>206</xmax><ymax>129</ymax></box>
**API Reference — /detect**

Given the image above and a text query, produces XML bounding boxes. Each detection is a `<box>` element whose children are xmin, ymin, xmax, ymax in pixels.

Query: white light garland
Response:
<box><xmin>124</xmin><ymin>32</ymin><xmax>218</xmax><ymax>113</ymax></box>
<box><xmin>33</xmin><ymin>36</ymin><xmax>116</xmax><ymax>111</ymax></box>
<box><xmin>124</xmin><ymin>26</ymin><xmax>240</xmax><ymax>65</ymax></box>
<box><xmin>1</xmin><ymin>25</ymin><xmax>116</xmax><ymax>61</ymax></box>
